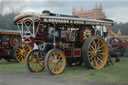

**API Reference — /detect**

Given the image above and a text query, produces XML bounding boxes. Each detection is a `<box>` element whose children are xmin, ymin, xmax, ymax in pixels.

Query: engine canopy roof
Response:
<box><xmin>14</xmin><ymin>11</ymin><xmax>114</xmax><ymax>26</ymax></box>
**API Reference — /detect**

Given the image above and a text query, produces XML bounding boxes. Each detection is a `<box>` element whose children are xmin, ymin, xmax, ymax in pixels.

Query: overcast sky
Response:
<box><xmin>0</xmin><ymin>0</ymin><xmax>128</xmax><ymax>23</ymax></box>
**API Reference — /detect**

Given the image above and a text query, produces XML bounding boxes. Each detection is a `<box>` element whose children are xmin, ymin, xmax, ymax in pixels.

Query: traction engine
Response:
<box><xmin>14</xmin><ymin>10</ymin><xmax>114</xmax><ymax>75</ymax></box>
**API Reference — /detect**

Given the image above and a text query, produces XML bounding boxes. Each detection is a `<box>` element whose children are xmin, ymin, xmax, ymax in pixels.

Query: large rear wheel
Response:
<box><xmin>82</xmin><ymin>36</ymin><xmax>108</xmax><ymax>69</ymax></box>
<box><xmin>13</xmin><ymin>42</ymin><xmax>32</xmax><ymax>63</ymax></box>
<box><xmin>26</xmin><ymin>49</ymin><xmax>45</xmax><ymax>72</ymax></box>
<box><xmin>45</xmin><ymin>49</ymin><xmax>66</xmax><ymax>75</ymax></box>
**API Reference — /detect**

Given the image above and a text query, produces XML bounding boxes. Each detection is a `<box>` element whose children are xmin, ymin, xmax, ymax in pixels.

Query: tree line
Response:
<box><xmin>0</xmin><ymin>13</ymin><xmax>128</xmax><ymax>36</ymax></box>
<box><xmin>111</xmin><ymin>22</ymin><xmax>128</xmax><ymax>35</ymax></box>
<box><xmin>0</xmin><ymin>13</ymin><xmax>18</xmax><ymax>30</ymax></box>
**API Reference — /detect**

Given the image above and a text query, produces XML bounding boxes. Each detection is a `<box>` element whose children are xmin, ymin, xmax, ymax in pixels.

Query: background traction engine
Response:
<box><xmin>0</xmin><ymin>31</ymin><xmax>21</xmax><ymax>62</ymax></box>
<box><xmin>14</xmin><ymin>11</ymin><xmax>114</xmax><ymax>75</ymax></box>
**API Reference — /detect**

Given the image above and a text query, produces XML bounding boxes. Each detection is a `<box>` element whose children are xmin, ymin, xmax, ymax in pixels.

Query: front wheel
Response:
<box><xmin>13</xmin><ymin>42</ymin><xmax>32</xmax><ymax>63</ymax></box>
<box><xmin>45</xmin><ymin>49</ymin><xmax>66</xmax><ymax>75</ymax></box>
<box><xmin>26</xmin><ymin>49</ymin><xmax>45</xmax><ymax>72</ymax></box>
<box><xmin>82</xmin><ymin>36</ymin><xmax>108</xmax><ymax>69</ymax></box>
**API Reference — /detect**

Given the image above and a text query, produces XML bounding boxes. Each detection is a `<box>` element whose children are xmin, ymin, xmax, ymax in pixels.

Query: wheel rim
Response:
<box><xmin>47</xmin><ymin>50</ymin><xmax>66</xmax><ymax>75</ymax></box>
<box><xmin>27</xmin><ymin>50</ymin><xmax>45</xmax><ymax>72</ymax></box>
<box><xmin>15</xmin><ymin>43</ymin><xmax>32</xmax><ymax>63</ymax></box>
<box><xmin>88</xmin><ymin>37</ymin><xmax>108</xmax><ymax>69</ymax></box>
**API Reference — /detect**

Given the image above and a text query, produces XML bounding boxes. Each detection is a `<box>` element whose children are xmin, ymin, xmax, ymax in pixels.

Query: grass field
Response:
<box><xmin>0</xmin><ymin>58</ymin><xmax>128</xmax><ymax>84</ymax></box>
<box><xmin>64</xmin><ymin>58</ymin><xmax>128</xmax><ymax>84</ymax></box>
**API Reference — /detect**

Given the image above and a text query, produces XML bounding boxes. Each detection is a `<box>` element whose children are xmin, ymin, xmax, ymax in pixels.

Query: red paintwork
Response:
<box><xmin>64</xmin><ymin>48</ymin><xmax>72</xmax><ymax>58</ymax></box>
<box><xmin>1</xmin><ymin>41</ymin><xmax>9</xmax><ymax>48</ymax></box>
<box><xmin>0</xmin><ymin>49</ymin><xmax>12</xmax><ymax>56</ymax></box>
<box><xmin>111</xmin><ymin>42</ymin><xmax>126</xmax><ymax>47</ymax></box>
<box><xmin>55</xmin><ymin>42</ymin><xmax>62</xmax><ymax>48</ymax></box>
<box><xmin>0</xmin><ymin>32</ymin><xmax>20</xmax><ymax>59</ymax></box>
<box><xmin>24</xmin><ymin>37</ymin><xmax>32</xmax><ymax>43</ymax></box>
<box><xmin>109</xmin><ymin>37</ymin><xmax>126</xmax><ymax>57</ymax></box>
<box><xmin>64</xmin><ymin>48</ymin><xmax>81</xmax><ymax>58</ymax></box>
<box><xmin>73</xmin><ymin>48</ymin><xmax>81</xmax><ymax>57</ymax></box>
